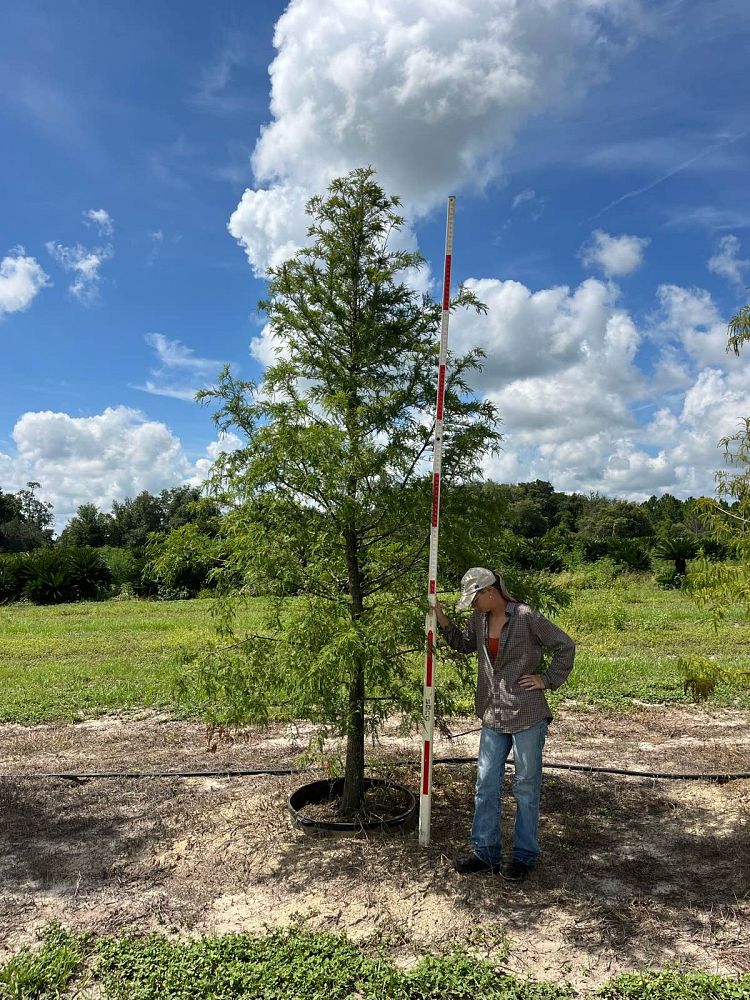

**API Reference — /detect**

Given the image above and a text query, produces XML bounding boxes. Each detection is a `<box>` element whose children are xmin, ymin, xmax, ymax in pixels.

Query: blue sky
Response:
<box><xmin>1</xmin><ymin>0</ymin><xmax>749</xmax><ymax>528</ymax></box>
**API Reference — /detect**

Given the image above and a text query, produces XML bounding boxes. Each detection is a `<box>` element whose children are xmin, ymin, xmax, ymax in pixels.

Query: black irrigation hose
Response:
<box><xmin>432</xmin><ymin>758</ymin><xmax>750</xmax><ymax>784</ymax></box>
<box><xmin>6</xmin><ymin>767</ymin><xmax>313</xmax><ymax>781</ymax></box>
<box><xmin>5</xmin><ymin>759</ymin><xmax>750</xmax><ymax>783</ymax></box>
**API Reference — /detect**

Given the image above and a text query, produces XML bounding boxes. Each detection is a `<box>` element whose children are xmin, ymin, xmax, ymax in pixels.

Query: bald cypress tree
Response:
<box><xmin>188</xmin><ymin>168</ymin><xmax>499</xmax><ymax>814</ymax></box>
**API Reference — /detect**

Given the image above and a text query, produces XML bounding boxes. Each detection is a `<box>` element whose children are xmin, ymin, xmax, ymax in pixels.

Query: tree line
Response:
<box><xmin>0</xmin><ymin>473</ymin><xmax>731</xmax><ymax>607</ymax></box>
<box><xmin>0</xmin><ymin>478</ymin><xmax>725</xmax><ymax>555</ymax></box>
<box><xmin>0</xmin><ymin>484</ymin><xmax>222</xmax><ymax>604</ymax></box>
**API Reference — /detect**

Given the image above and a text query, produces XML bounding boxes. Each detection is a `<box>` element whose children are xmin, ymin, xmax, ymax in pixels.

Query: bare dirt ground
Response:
<box><xmin>1</xmin><ymin>705</ymin><xmax>749</xmax><ymax>994</ymax></box>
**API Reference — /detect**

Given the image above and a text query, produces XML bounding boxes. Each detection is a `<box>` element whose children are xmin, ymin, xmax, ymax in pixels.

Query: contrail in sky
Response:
<box><xmin>589</xmin><ymin>131</ymin><xmax>748</xmax><ymax>221</ymax></box>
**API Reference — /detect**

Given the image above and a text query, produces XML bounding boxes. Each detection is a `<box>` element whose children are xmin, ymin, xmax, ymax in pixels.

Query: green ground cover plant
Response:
<box><xmin>1</xmin><ymin>575</ymin><xmax>748</xmax><ymax>725</ymax></box>
<box><xmin>2</xmin><ymin>927</ymin><xmax>748</xmax><ymax>1000</ymax></box>
<box><xmin>0</xmin><ymin>923</ymin><xmax>89</xmax><ymax>1000</ymax></box>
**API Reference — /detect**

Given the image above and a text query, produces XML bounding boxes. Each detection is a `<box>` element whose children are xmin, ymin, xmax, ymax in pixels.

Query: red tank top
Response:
<box><xmin>487</xmin><ymin>635</ymin><xmax>500</xmax><ymax>658</ymax></box>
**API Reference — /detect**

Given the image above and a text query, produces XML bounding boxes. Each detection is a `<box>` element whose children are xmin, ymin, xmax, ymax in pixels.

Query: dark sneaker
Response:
<box><xmin>500</xmin><ymin>860</ymin><xmax>534</xmax><ymax>882</ymax></box>
<box><xmin>453</xmin><ymin>852</ymin><xmax>501</xmax><ymax>875</ymax></box>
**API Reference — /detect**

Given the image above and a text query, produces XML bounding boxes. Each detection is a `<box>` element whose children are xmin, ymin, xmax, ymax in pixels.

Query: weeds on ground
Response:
<box><xmin>595</xmin><ymin>968</ymin><xmax>750</xmax><ymax>998</ymax></box>
<box><xmin>97</xmin><ymin>929</ymin><xmax>570</xmax><ymax>1000</ymax></box>
<box><xmin>0</xmin><ymin>923</ymin><xmax>89</xmax><ymax>1000</ymax></box>
<box><xmin>2</xmin><ymin>925</ymin><xmax>749</xmax><ymax>999</ymax></box>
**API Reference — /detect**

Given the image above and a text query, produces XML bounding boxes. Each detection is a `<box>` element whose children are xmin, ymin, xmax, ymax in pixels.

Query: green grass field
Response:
<box><xmin>1</xmin><ymin>577</ymin><xmax>748</xmax><ymax>724</ymax></box>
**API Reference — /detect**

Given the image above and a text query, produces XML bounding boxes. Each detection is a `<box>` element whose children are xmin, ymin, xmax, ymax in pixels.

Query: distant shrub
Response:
<box><xmin>0</xmin><ymin>553</ymin><xmax>32</xmax><ymax>603</ymax></box>
<box><xmin>64</xmin><ymin>547</ymin><xmax>112</xmax><ymax>600</ymax></box>
<box><xmin>497</xmin><ymin>535</ymin><xmax>565</xmax><ymax>573</ymax></box>
<box><xmin>4</xmin><ymin>547</ymin><xmax>113</xmax><ymax>605</ymax></box>
<box><xmin>100</xmin><ymin>546</ymin><xmax>144</xmax><ymax>592</ymax></box>
<box><xmin>23</xmin><ymin>550</ymin><xmax>77</xmax><ymax>604</ymax></box>
<box><xmin>698</xmin><ymin>538</ymin><xmax>729</xmax><ymax>561</ymax></box>
<box><xmin>607</xmin><ymin>538</ymin><xmax>652</xmax><ymax>572</ymax></box>
<box><xmin>558</xmin><ymin>558</ymin><xmax>620</xmax><ymax>590</ymax></box>
<box><xmin>144</xmin><ymin>524</ymin><xmax>221</xmax><ymax>600</ymax></box>
<box><xmin>497</xmin><ymin>568</ymin><xmax>571</xmax><ymax>617</ymax></box>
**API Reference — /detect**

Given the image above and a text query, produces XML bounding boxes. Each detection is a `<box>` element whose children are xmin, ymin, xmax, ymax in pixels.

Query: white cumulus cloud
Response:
<box><xmin>0</xmin><ymin>407</ymin><xmax>245</xmax><ymax>530</ymax></box>
<box><xmin>0</xmin><ymin>407</ymin><xmax>192</xmax><ymax>528</ymax></box>
<box><xmin>651</xmin><ymin>284</ymin><xmax>729</xmax><ymax>369</ymax></box>
<box><xmin>0</xmin><ymin>247</ymin><xmax>50</xmax><ymax>318</ymax></box>
<box><xmin>446</xmin><ymin>272</ymin><xmax>750</xmax><ymax>500</ymax></box>
<box><xmin>451</xmin><ymin>276</ymin><xmax>641</xmax><ymax>393</ymax></box>
<box><xmin>707</xmin><ymin>234</ymin><xmax>749</xmax><ymax>287</ymax></box>
<box><xmin>46</xmin><ymin>240</ymin><xmax>113</xmax><ymax>304</ymax></box>
<box><xmin>230</xmin><ymin>0</ymin><xmax>646</xmax><ymax>274</ymax></box>
<box><xmin>579</xmin><ymin>230</ymin><xmax>650</xmax><ymax>277</ymax></box>
<box><xmin>83</xmin><ymin>208</ymin><xmax>114</xmax><ymax>237</ymax></box>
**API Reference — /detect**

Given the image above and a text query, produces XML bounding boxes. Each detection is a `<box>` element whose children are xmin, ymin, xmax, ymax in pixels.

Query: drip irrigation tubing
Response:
<box><xmin>4</xmin><ymin>758</ymin><xmax>749</xmax><ymax>784</ymax></box>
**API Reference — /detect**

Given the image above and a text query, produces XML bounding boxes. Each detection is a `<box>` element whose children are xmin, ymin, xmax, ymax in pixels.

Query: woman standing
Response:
<box><xmin>435</xmin><ymin>567</ymin><xmax>575</xmax><ymax>881</ymax></box>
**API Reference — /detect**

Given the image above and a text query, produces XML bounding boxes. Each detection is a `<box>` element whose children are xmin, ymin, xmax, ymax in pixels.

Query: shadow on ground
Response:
<box><xmin>0</xmin><ymin>715</ymin><xmax>748</xmax><ymax>987</ymax></box>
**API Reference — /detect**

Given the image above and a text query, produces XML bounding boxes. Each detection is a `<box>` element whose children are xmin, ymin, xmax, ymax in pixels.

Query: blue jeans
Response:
<box><xmin>471</xmin><ymin>720</ymin><xmax>548</xmax><ymax>866</ymax></box>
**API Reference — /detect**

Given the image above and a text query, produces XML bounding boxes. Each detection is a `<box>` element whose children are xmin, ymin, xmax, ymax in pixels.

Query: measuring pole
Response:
<box><xmin>419</xmin><ymin>195</ymin><xmax>456</xmax><ymax>847</ymax></box>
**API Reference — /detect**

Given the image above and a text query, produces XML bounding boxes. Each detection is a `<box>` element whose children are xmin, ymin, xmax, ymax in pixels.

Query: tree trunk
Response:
<box><xmin>341</xmin><ymin>652</ymin><xmax>365</xmax><ymax>816</ymax></box>
<box><xmin>341</xmin><ymin>519</ymin><xmax>366</xmax><ymax>816</ymax></box>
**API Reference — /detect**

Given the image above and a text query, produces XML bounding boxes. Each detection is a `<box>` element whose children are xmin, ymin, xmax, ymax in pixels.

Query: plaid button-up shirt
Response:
<box><xmin>439</xmin><ymin>601</ymin><xmax>575</xmax><ymax>733</ymax></box>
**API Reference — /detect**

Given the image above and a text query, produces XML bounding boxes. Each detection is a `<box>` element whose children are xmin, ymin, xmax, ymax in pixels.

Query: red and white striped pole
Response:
<box><xmin>419</xmin><ymin>196</ymin><xmax>456</xmax><ymax>847</ymax></box>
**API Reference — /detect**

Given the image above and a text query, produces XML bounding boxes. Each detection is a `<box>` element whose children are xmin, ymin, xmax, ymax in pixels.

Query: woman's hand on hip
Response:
<box><xmin>518</xmin><ymin>674</ymin><xmax>546</xmax><ymax>691</ymax></box>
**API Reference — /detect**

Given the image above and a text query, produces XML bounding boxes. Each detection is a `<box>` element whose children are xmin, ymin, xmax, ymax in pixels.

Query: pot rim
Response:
<box><xmin>288</xmin><ymin>775</ymin><xmax>417</xmax><ymax>831</ymax></box>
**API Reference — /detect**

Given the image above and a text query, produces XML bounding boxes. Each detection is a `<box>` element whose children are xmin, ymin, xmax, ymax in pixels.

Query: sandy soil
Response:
<box><xmin>0</xmin><ymin>705</ymin><xmax>748</xmax><ymax>994</ymax></box>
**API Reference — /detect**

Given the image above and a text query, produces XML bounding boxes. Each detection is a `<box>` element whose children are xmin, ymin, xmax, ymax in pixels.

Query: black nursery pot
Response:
<box><xmin>288</xmin><ymin>776</ymin><xmax>417</xmax><ymax>833</ymax></box>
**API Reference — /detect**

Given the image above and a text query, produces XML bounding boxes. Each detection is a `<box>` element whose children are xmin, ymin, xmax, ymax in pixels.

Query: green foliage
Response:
<box><xmin>576</xmin><ymin>537</ymin><xmax>611</xmax><ymax>563</ymax></box>
<box><xmin>0</xmin><ymin>489</ymin><xmax>22</xmax><ymax>524</ymax></box>
<box><xmin>683</xmin><ymin>310</ymin><xmax>750</xmax><ymax>627</ymax></box>
<box><xmin>0</xmin><ymin>923</ymin><xmax>89</xmax><ymax>1000</ymax></box>
<box><xmin>64</xmin><ymin>547</ymin><xmax>113</xmax><ymax>599</ymax></box>
<box><xmin>505</xmin><ymin>497</ymin><xmax>549</xmax><ymax>538</ymax></box>
<box><xmin>2</xmin><ymin>927</ymin><xmax>740</xmax><ymax>1000</ymax></box>
<box><xmin>495</xmin><ymin>568</ymin><xmax>570</xmax><ymax>617</ymax></box>
<box><xmin>605</xmin><ymin>538</ymin><xmax>651</xmax><ymax>572</ymax></box>
<box><xmin>0</xmin><ymin>519</ymin><xmax>50</xmax><ymax>554</ymax></box>
<box><xmin>96</xmin><ymin>929</ymin><xmax>570</xmax><ymax>1000</ymax></box>
<box><xmin>0</xmin><ymin>553</ymin><xmax>32</xmax><ymax>603</ymax></box>
<box><xmin>652</xmin><ymin>533</ymin><xmax>699</xmax><ymax>579</ymax></box>
<box><xmin>15</xmin><ymin>482</ymin><xmax>54</xmax><ymax>535</ymax></box>
<box><xmin>145</xmin><ymin>524</ymin><xmax>222</xmax><ymax>599</ymax></box>
<box><xmin>0</xmin><ymin>482</ymin><xmax>54</xmax><ymax>553</ymax></box>
<box><xmin>577</xmin><ymin>498</ymin><xmax>654</xmax><ymax>540</ymax></box>
<box><xmin>56</xmin><ymin>503</ymin><xmax>111</xmax><ymax>548</ymax></box>
<box><xmin>99</xmin><ymin>546</ymin><xmax>145</xmax><ymax>591</ymax></box>
<box><xmin>22</xmin><ymin>550</ymin><xmax>76</xmax><ymax>604</ymax></box>
<box><xmin>697</xmin><ymin>537</ymin><xmax>729</xmax><ymax>561</ymax></box>
<box><xmin>596</xmin><ymin>968</ymin><xmax>750</xmax><ymax>998</ymax></box>
<box><xmin>92</xmin><ymin>487</ymin><xmax>221</xmax><ymax>551</ymax></box>
<box><xmin>557</xmin><ymin>559</ymin><xmax>621</xmax><ymax>589</ymax></box>
<box><xmin>572</xmin><ymin>536</ymin><xmax>652</xmax><ymax>573</ymax></box>
<box><xmin>2</xmin><ymin>547</ymin><xmax>112</xmax><ymax>605</ymax></box>
<box><xmin>192</xmin><ymin>167</ymin><xmax>500</xmax><ymax>808</ymax></box>
<box><xmin>726</xmin><ymin>303</ymin><xmax>750</xmax><ymax>357</ymax></box>
<box><xmin>684</xmin><ymin>416</ymin><xmax>750</xmax><ymax>626</ymax></box>
<box><xmin>679</xmin><ymin>654</ymin><xmax>750</xmax><ymax>703</ymax></box>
